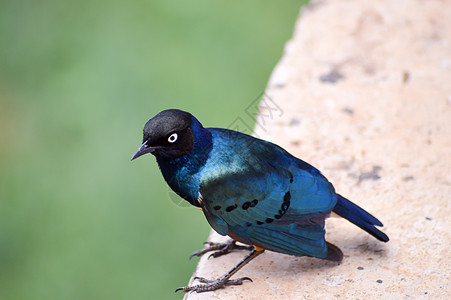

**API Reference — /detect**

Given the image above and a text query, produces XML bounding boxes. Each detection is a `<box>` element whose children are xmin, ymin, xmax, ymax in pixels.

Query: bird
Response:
<box><xmin>131</xmin><ymin>109</ymin><xmax>389</xmax><ymax>293</ymax></box>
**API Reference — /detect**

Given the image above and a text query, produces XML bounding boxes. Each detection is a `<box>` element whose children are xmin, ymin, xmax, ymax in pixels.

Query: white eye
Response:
<box><xmin>168</xmin><ymin>133</ymin><xmax>178</xmax><ymax>143</ymax></box>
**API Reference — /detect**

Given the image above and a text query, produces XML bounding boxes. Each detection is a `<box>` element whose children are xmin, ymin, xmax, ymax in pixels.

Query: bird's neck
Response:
<box><xmin>156</xmin><ymin>117</ymin><xmax>212</xmax><ymax>206</ymax></box>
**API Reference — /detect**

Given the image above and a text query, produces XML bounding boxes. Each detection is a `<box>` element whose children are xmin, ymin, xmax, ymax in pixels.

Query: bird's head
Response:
<box><xmin>131</xmin><ymin>109</ymin><xmax>196</xmax><ymax>160</ymax></box>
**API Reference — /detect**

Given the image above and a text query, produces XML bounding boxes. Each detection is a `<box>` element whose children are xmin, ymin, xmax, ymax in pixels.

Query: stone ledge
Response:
<box><xmin>186</xmin><ymin>0</ymin><xmax>451</xmax><ymax>298</ymax></box>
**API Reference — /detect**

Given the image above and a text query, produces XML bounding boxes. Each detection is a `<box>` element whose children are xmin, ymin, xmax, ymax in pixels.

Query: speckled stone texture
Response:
<box><xmin>185</xmin><ymin>0</ymin><xmax>451</xmax><ymax>299</ymax></box>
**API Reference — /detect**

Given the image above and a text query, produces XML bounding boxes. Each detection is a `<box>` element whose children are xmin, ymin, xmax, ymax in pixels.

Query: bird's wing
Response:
<box><xmin>198</xmin><ymin>152</ymin><xmax>337</xmax><ymax>258</ymax></box>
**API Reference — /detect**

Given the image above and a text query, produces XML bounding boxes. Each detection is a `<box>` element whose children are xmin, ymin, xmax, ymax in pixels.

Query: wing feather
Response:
<box><xmin>198</xmin><ymin>129</ymin><xmax>337</xmax><ymax>258</ymax></box>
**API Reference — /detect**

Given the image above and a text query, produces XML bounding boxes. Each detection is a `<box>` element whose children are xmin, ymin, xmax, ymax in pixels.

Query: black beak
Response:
<box><xmin>131</xmin><ymin>142</ymin><xmax>159</xmax><ymax>161</ymax></box>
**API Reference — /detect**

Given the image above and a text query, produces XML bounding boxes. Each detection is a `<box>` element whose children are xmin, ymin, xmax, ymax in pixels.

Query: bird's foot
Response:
<box><xmin>190</xmin><ymin>240</ymin><xmax>254</xmax><ymax>259</ymax></box>
<box><xmin>175</xmin><ymin>276</ymin><xmax>252</xmax><ymax>293</ymax></box>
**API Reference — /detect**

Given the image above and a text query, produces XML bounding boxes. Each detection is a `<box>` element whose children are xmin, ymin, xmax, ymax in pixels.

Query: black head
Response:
<box><xmin>131</xmin><ymin>109</ymin><xmax>195</xmax><ymax>160</ymax></box>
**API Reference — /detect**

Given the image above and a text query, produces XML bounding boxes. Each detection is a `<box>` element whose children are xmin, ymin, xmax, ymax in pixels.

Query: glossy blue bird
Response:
<box><xmin>131</xmin><ymin>109</ymin><xmax>389</xmax><ymax>293</ymax></box>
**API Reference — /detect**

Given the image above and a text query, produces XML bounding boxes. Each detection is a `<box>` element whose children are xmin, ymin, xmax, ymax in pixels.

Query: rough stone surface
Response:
<box><xmin>185</xmin><ymin>0</ymin><xmax>451</xmax><ymax>299</ymax></box>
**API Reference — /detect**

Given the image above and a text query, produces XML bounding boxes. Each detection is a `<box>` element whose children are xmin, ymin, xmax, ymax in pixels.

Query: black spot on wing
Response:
<box><xmin>213</xmin><ymin>205</ymin><xmax>221</xmax><ymax>210</ymax></box>
<box><xmin>274</xmin><ymin>210</ymin><xmax>283</xmax><ymax>219</ymax></box>
<box><xmin>282</xmin><ymin>202</ymin><xmax>289</xmax><ymax>211</ymax></box>
<box><xmin>242</xmin><ymin>202</ymin><xmax>251</xmax><ymax>210</ymax></box>
<box><xmin>253</xmin><ymin>191</ymin><xmax>292</xmax><ymax>226</ymax></box>
<box><xmin>274</xmin><ymin>191</ymin><xmax>291</xmax><ymax>220</ymax></box>
<box><xmin>250</xmin><ymin>199</ymin><xmax>258</xmax><ymax>207</ymax></box>
<box><xmin>283</xmin><ymin>191</ymin><xmax>291</xmax><ymax>202</ymax></box>
<box><xmin>226</xmin><ymin>204</ymin><xmax>238</xmax><ymax>212</ymax></box>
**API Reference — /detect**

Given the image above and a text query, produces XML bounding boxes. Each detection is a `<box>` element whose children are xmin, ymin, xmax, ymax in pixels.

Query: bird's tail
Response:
<box><xmin>333</xmin><ymin>194</ymin><xmax>389</xmax><ymax>242</ymax></box>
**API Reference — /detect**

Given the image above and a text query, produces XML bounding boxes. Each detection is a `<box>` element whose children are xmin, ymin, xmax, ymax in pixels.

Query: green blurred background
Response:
<box><xmin>0</xmin><ymin>0</ymin><xmax>305</xmax><ymax>299</ymax></box>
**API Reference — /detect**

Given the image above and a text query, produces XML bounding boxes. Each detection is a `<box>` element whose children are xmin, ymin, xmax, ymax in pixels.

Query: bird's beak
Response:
<box><xmin>131</xmin><ymin>142</ymin><xmax>159</xmax><ymax>161</ymax></box>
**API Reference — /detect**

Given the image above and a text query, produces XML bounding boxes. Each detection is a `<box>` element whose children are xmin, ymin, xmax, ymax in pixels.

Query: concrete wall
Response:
<box><xmin>186</xmin><ymin>1</ymin><xmax>451</xmax><ymax>298</ymax></box>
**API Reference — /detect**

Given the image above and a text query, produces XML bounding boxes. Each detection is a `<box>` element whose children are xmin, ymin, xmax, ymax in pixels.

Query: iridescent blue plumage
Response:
<box><xmin>198</xmin><ymin>129</ymin><xmax>337</xmax><ymax>259</ymax></box>
<box><xmin>132</xmin><ymin>109</ymin><xmax>389</xmax><ymax>293</ymax></box>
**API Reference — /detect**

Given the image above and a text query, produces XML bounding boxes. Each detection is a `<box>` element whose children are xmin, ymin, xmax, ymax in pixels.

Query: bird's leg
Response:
<box><xmin>176</xmin><ymin>247</ymin><xmax>264</xmax><ymax>293</ymax></box>
<box><xmin>190</xmin><ymin>239</ymin><xmax>254</xmax><ymax>259</ymax></box>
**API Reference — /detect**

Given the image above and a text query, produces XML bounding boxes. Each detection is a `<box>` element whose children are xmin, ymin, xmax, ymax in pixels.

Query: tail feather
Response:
<box><xmin>325</xmin><ymin>242</ymin><xmax>343</xmax><ymax>262</ymax></box>
<box><xmin>333</xmin><ymin>194</ymin><xmax>389</xmax><ymax>242</ymax></box>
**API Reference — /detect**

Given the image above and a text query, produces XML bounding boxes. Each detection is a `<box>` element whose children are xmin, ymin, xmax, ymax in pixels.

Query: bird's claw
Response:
<box><xmin>175</xmin><ymin>276</ymin><xmax>253</xmax><ymax>293</ymax></box>
<box><xmin>189</xmin><ymin>242</ymin><xmax>225</xmax><ymax>259</ymax></box>
<box><xmin>190</xmin><ymin>240</ymin><xmax>254</xmax><ymax>259</ymax></box>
